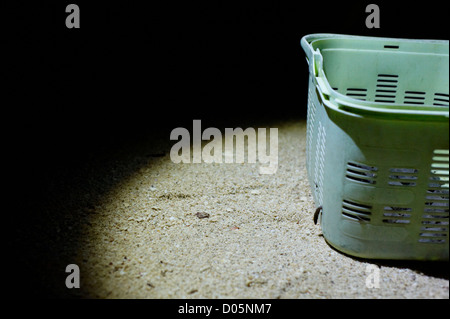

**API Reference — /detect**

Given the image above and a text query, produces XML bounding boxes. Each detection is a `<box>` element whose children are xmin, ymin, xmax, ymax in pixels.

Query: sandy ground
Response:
<box><xmin>16</xmin><ymin>119</ymin><xmax>449</xmax><ymax>299</ymax></box>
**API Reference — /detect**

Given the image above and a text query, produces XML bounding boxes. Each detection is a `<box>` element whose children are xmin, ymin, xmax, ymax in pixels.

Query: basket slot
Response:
<box><xmin>377</xmin><ymin>79</ymin><xmax>398</xmax><ymax>84</ymax></box>
<box><xmin>378</xmin><ymin>74</ymin><xmax>399</xmax><ymax>78</ymax></box>
<box><xmin>427</xmin><ymin>188</ymin><xmax>449</xmax><ymax>195</ymax></box>
<box><xmin>420</xmin><ymin>170</ymin><xmax>449</xmax><ymax>244</ymax></box>
<box><xmin>430</xmin><ymin>170</ymin><xmax>449</xmax><ymax>177</ymax></box>
<box><xmin>342</xmin><ymin>213</ymin><xmax>371</xmax><ymax>222</ymax></box>
<box><xmin>383</xmin><ymin>219</ymin><xmax>410</xmax><ymax>224</ymax></box>
<box><xmin>383</xmin><ymin>213</ymin><xmax>411</xmax><ymax>218</ymax></box>
<box><xmin>424</xmin><ymin>209</ymin><xmax>449</xmax><ymax>215</ymax></box>
<box><xmin>418</xmin><ymin>228</ymin><xmax>447</xmax><ymax>244</ymax></box>
<box><xmin>422</xmin><ymin>220</ymin><xmax>449</xmax><ymax>225</ymax></box>
<box><xmin>425</xmin><ymin>185</ymin><xmax>449</xmax><ymax>200</ymax></box>
<box><xmin>384</xmin><ymin>45</ymin><xmax>399</xmax><ymax>49</ymax></box>
<box><xmin>346</xmin><ymin>88</ymin><xmax>367</xmax><ymax>92</ymax></box>
<box><xmin>347</xmin><ymin>162</ymin><xmax>378</xmax><ymax>171</ymax></box>
<box><xmin>342</xmin><ymin>207</ymin><xmax>371</xmax><ymax>216</ymax></box>
<box><xmin>342</xmin><ymin>199</ymin><xmax>372</xmax><ymax>222</ymax></box>
<box><xmin>425</xmin><ymin>202</ymin><xmax>449</xmax><ymax>208</ymax></box>
<box><xmin>376</xmin><ymin>94</ymin><xmax>396</xmax><ymax>99</ymax></box>
<box><xmin>418</xmin><ymin>238</ymin><xmax>446</xmax><ymax>244</ymax></box>
<box><xmin>404</xmin><ymin>91</ymin><xmax>426</xmax><ymax>105</ymax></box>
<box><xmin>420</xmin><ymin>232</ymin><xmax>447</xmax><ymax>237</ymax></box>
<box><xmin>389</xmin><ymin>168</ymin><xmax>418</xmax><ymax>173</ymax></box>
<box><xmin>429</xmin><ymin>182</ymin><xmax>449</xmax><ymax>189</ymax></box>
<box><xmin>348</xmin><ymin>169</ymin><xmax>376</xmax><ymax>178</ymax></box>
<box><xmin>376</xmin><ymin>74</ymin><xmax>398</xmax><ymax>103</ymax></box>
<box><xmin>433</xmin><ymin>93</ymin><xmax>449</xmax><ymax>106</ymax></box>
<box><xmin>346</xmin><ymin>88</ymin><xmax>368</xmax><ymax>101</ymax></box>
<box><xmin>404</xmin><ymin>96</ymin><xmax>425</xmax><ymax>100</ymax></box>
<box><xmin>382</xmin><ymin>206</ymin><xmax>412</xmax><ymax>224</ymax></box>
<box><xmin>343</xmin><ymin>199</ymin><xmax>372</xmax><ymax>211</ymax></box>
<box><xmin>388</xmin><ymin>181</ymin><xmax>416</xmax><ymax>186</ymax></box>
<box><xmin>346</xmin><ymin>162</ymin><xmax>377</xmax><ymax>185</ymax></box>
<box><xmin>426</xmin><ymin>195</ymin><xmax>450</xmax><ymax>201</ymax></box>
<box><xmin>346</xmin><ymin>174</ymin><xmax>377</xmax><ymax>185</ymax></box>
<box><xmin>405</xmin><ymin>91</ymin><xmax>426</xmax><ymax>95</ymax></box>
<box><xmin>429</xmin><ymin>151</ymin><xmax>449</xmax><ymax>190</ymax></box>
<box><xmin>383</xmin><ymin>206</ymin><xmax>412</xmax><ymax>212</ymax></box>
<box><xmin>429</xmin><ymin>176</ymin><xmax>450</xmax><ymax>182</ymax></box>
<box><xmin>388</xmin><ymin>167</ymin><xmax>419</xmax><ymax>187</ymax></box>
<box><xmin>421</xmin><ymin>226</ymin><xmax>448</xmax><ymax>232</ymax></box>
<box><xmin>389</xmin><ymin>175</ymin><xmax>418</xmax><ymax>180</ymax></box>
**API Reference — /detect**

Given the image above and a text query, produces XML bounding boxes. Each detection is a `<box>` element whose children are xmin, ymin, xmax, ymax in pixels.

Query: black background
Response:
<box><xmin>4</xmin><ymin>0</ymin><xmax>449</xmax><ymax>301</ymax></box>
<box><xmin>6</xmin><ymin>1</ymin><xmax>449</xmax><ymax>168</ymax></box>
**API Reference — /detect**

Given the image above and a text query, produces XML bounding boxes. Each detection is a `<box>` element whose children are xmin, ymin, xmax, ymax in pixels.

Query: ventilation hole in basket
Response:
<box><xmin>427</xmin><ymin>188</ymin><xmax>449</xmax><ymax>195</ymax></box>
<box><xmin>342</xmin><ymin>213</ymin><xmax>371</xmax><ymax>222</ymax></box>
<box><xmin>418</xmin><ymin>238</ymin><xmax>446</xmax><ymax>244</ymax></box>
<box><xmin>389</xmin><ymin>175</ymin><xmax>418</xmax><ymax>180</ymax></box>
<box><xmin>376</xmin><ymin>84</ymin><xmax>397</xmax><ymax>88</ymax></box>
<box><xmin>420</xmin><ymin>232</ymin><xmax>447</xmax><ymax>237</ymax></box>
<box><xmin>418</xmin><ymin>231</ymin><xmax>447</xmax><ymax>244</ymax></box>
<box><xmin>348</xmin><ymin>162</ymin><xmax>378</xmax><ymax>171</ymax></box>
<box><xmin>383</xmin><ymin>219</ymin><xmax>410</xmax><ymax>224</ymax></box>
<box><xmin>376</xmin><ymin>89</ymin><xmax>396</xmax><ymax>94</ymax></box>
<box><xmin>346</xmin><ymin>162</ymin><xmax>377</xmax><ymax>184</ymax></box>
<box><xmin>388</xmin><ymin>168</ymin><xmax>418</xmax><ymax>187</ymax></box>
<box><xmin>404</xmin><ymin>101</ymin><xmax>426</xmax><ymax>105</ymax></box>
<box><xmin>421</xmin><ymin>190</ymin><xmax>449</xmax><ymax>240</ymax></box>
<box><xmin>388</xmin><ymin>181</ymin><xmax>416</xmax><ymax>186</ymax></box>
<box><xmin>404</xmin><ymin>96</ymin><xmax>426</xmax><ymax>100</ymax></box>
<box><xmin>377</xmin><ymin>79</ymin><xmax>398</xmax><ymax>84</ymax></box>
<box><xmin>313</xmin><ymin>122</ymin><xmax>326</xmax><ymax>206</ymax></box>
<box><xmin>404</xmin><ymin>91</ymin><xmax>426</xmax><ymax>105</ymax></box>
<box><xmin>428</xmin><ymin>149</ymin><xmax>449</xmax><ymax>189</ymax></box>
<box><xmin>376</xmin><ymin>75</ymin><xmax>398</xmax><ymax>103</ymax></box>
<box><xmin>426</xmin><ymin>194</ymin><xmax>449</xmax><ymax>201</ymax></box>
<box><xmin>422</xmin><ymin>220</ymin><xmax>449</xmax><ymax>225</ymax></box>
<box><xmin>433</xmin><ymin>93</ymin><xmax>449</xmax><ymax>106</ymax></box>
<box><xmin>384</xmin><ymin>206</ymin><xmax>412</xmax><ymax>212</ymax></box>
<box><xmin>346</xmin><ymin>88</ymin><xmax>367</xmax><ymax>92</ymax></box>
<box><xmin>343</xmin><ymin>199</ymin><xmax>372</xmax><ymax>209</ymax></box>
<box><xmin>376</xmin><ymin>94</ymin><xmax>396</xmax><ymax>99</ymax></box>
<box><xmin>342</xmin><ymin>200</ymin><xmax>371</xmax><ymax>222</ymax></box>
<box><xmin>424</xmin><ymin>208</ymin><xmax>449</xmax><ymax>214</ymax></box>
<box><xmin>425</xmin><ymin>201</ymin><xmax>449</xmax><ymax>208</ymax></box>
<box><xmin>306</xmin><ymin>90</ymin><xmax>317</xmax><ymax>173</ymax></box>
<box><xmin>378</xmin><ymin>74</ymin><xmax>399</xmax><ymax>78</ymax></box>
<box><xmin>375</xmin><ymin>99</ymin><xmax>397</xmax><ymax>103</ymax></box>
<box><xmin>346</xmin><ymin>88</ymin><xmax>367</xmax><ymax>101</ymax></box>
<box><xmin>382</xmin><ymin>207</ymin><xmax>412</xmax><ymax>224</ymax></box>
<box><xmin>384</xmin><ymin>45</ymin><xmax>399</xmax><ymax>49</ymax></box>
<box><xmin>406</xmin><ymin>91</ymin><xmax>426</xmax><ymax>95</ymax></box>
<box><xmin>421</xmin><ymin>226</ymin><xmax>449</xmax><ymax>232</ymax></box>
<box><xmin>390</xmin><ymin>168</ymin><xmax>419</xmax><ymax>173</ymax></box>
<box><xmin>348</xmin><ymin>169</ymin><xmax>376</xmax><ymax>178</ymax></box>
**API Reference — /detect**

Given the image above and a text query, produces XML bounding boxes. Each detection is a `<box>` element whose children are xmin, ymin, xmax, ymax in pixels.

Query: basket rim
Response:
<box><xmin>301</xmin><ymin>33</ymin><xmax>449</xmax><ymax>120</ymax></box>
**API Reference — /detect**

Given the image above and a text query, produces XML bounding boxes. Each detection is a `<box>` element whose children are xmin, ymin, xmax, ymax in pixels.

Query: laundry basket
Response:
<box><xmin>301</xmin><ymin>34</ymin><xmax>449</xmax><ymax>260</ymax></box>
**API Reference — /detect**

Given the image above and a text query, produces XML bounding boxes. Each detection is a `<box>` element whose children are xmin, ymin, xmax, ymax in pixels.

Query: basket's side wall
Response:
<box><xmin>306</xmin><ymin>76</ymin><xmax>320</xmax><ymax>206</ymax></box>
<box><xmin>320</xmin><ymin>103</ymin><xmax>449</xmax><ymax>260</ymax></box>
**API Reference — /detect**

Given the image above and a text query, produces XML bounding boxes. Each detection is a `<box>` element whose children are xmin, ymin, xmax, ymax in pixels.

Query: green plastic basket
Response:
<box><xmin>301</xmin><ymin>34</ymin><xmax>449</xmax><ymax>260</ymax></box>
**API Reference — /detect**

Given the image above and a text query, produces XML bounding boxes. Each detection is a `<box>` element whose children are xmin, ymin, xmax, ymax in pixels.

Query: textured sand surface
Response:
<box><xmin>18</xmin><ymin>119</ymin><xmax>448</xmax><ymax>299</ymax></box>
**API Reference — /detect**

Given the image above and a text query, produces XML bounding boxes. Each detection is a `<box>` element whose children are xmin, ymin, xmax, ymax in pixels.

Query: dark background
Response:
<box><xmin>6</xmin><ymin>1</ymin><xmax>449</xmax><ymax>167</ymax></box>
<box><xmin>4</xmin><ymin>1</ymin><xmax>449</xmax><ymax>299</ymax></box>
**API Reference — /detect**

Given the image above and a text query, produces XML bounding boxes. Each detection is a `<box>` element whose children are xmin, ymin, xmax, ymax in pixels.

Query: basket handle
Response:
<box><xmin>301</xmin><ymin>34</ymin><xmax>332</xmax><ymax>96</ymax></box>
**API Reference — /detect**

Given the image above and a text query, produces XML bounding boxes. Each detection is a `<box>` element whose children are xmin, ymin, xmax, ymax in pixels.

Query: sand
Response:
<box><xmin>19</xmin><ymin>119</ymin><xmax>448</xmax><ymax>299</ymax></box>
